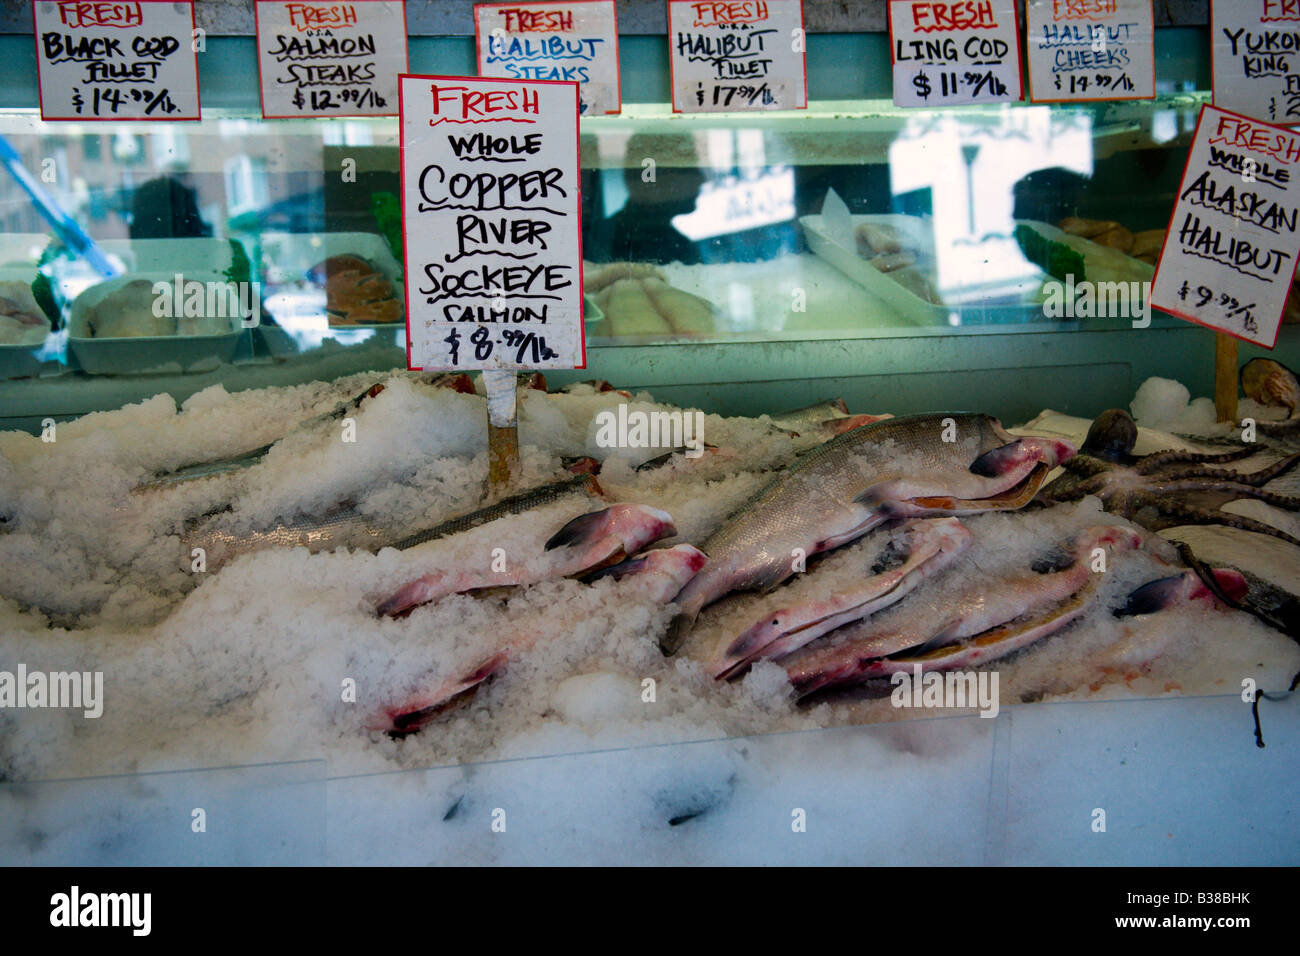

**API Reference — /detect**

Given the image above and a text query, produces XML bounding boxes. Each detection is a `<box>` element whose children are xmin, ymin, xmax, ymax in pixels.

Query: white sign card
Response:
<box><xmin>1150</xmin><ymin>105</ymin><xmax>1300</xmax><ymax>348</ymax></box>
<box><xmin>1212</xmin><ymin>0</ymin><xmax>1300</xmax><ymax>125</ymax></box>
<box><xmin>255</xmin><ymin>0</ymin><xmax>408</xmax><ymax>118</ymax></box>
<box><xmin>1026</xmin><ymin>0</ymin><xmax>1155</xmax><ymax>102</ymax></box>
<box><xmin>668</xmin><ymin>0</ymin><xmax>807</xmax><ymax>112</ymax></box>
<box><xmin>399</xmin><ymin>75</ymin><xmax>585</xmax><ymax>370</ymax></box>
<box><xmin>475</xmin><ymin>1</ymin><xmax>621</xmax><ymax>116</ymax></box>
<box><xmin>33</xmin><ymin>1</ymin><xmax>200</xmax><ymax>120</ymax></box>
<box><xmin>889</xmin><ymin>0</ymin><xmax>1023</xmax><ymax>107</ymax></box>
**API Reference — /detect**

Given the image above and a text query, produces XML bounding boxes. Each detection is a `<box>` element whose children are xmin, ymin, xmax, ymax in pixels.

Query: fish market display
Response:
<box><xmin>1</xmin><ymin>370</ymin><xmax>1297</xmax><ymax>790</ymax></box>
<box><xmin>663</xmin><ymin>413</ymin><xmax>1076</xmax><ymax>653</ymax></box>
<box><xmin>854</xmin><ymin>220</ymin><xmax>942</xmax><ymax>304</ymax></box>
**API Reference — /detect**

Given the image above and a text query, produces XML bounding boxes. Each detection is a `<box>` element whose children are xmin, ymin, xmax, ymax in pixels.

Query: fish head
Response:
<box><xmin>905</xmin><ymin>516</ymin><xmax>974</xmax><ymax>557</ymax></box>
<box><xmin>1117</xmin><ymin>568</ymin><xmax>1248</xmax><ymax>617</ymax></box>
<box><xmin>545</xmin><ymin>503</ymin><xmax>677</xmax><ymax>561</ymax></box>
<box><xmin>866</xmin><ymin>417</ymin><xmax>1076</xmax><ymax>516</ymax></box>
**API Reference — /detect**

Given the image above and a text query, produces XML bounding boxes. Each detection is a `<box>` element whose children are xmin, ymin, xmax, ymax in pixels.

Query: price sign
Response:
<box><xmin>475</xmin><ymin>1</ymin><xmax>621</xmax><ymax>115</ymax></box>
<box><xmin>889</xmin><ymin>0</ymin><xmax>1022</xmax><ymax>107</ymax></box>
<box><xmin>255</xmin><ymin>0</ymin><xmax>408</xmax><ymax>118</ymax></box>
<box><xmin>668</xmin><ymin>0</ymin><xmax>807</xmax><ymax>112</ymax></box>
<box><xmin>399</xmin><ymin>75</ymin><xmax>584</xmax><ymax>371</ymax></box>
<box><xmin>33</xmin><ymin>0</ymin><xmax>200</xmax><ymax>120</ymax></box>
<box><xmin>1212</xmin><ymin>0</ymin><xmax>1300</xmax><ymax>125</ymax></box>
<box><xmin>1150</xmin><ymin>105</ymin><xmax>1300</xmax><ymax>348</ymax></box>
<box><xmin>1026</xmin><ymin>0</ymin><xmax>1155</xmax><ymax>102</ymax></box>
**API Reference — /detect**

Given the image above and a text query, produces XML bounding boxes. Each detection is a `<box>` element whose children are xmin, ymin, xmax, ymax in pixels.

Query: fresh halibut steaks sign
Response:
<box><xmin>1151</xmin><ymin>105</ymin><xmax>1300</xmax><ymax>348</ymax></box>
<box><xmin>33</xmin><ymin>1</ymin><xmax>200</xmax><ymax>120</ymax></box>
<box><xmin>255</xmin><ymin>0</ymin><xmax>408</xmax><ymax>117</ymax></box>
<box><xmin>475</xmin><ymin>2</ymin><xmax>621</xmax><ymax>115</ymax></box>
<box><xmin>399</xmin><ymin>76</ymin><xmax>584</xmax><ymax>371</ymax></box>
<box><xmin>889</xmin><ymin>0</ymin><xmax>1022</xmax><ymax>107</ymax></box>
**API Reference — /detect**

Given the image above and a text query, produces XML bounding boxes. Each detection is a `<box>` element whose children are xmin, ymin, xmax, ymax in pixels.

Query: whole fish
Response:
<box><xmin>712</xmin><ymin>517</ymin><xmax>972</xmax><ymax>679</ymax></box>
<box><xmin>376</xmin><ymin>503</ymin><xmax>678</xmax><ymax>617</ymax></box>
<box><xmin>185</xmin><ymin>474</ymin><xmax>601</xmax><ymax>572</ymax></box>
<box><xmin>374</xmin><ymin>544</ymin><xmax>706</xmax><ymax>735</ymax></box>
<box><xmin>135</xmin><ymin>383</ymin><xmax>386</xmax><ymax>493</ymax></box>
<box><xmin>782</xmin><ymin>525</ymin><xmax>1142</xmax><ymax>698</ymax></box>
<box><xmin>767</xmin><ymin>399</ymin><xmax>850</xmax><ymax>432</ymax></box>
<box><xmin>1241</xmin><ymin>358</ymin><xmax>1299</xmax><ymax>418</ymax></box>
<box><xmin>662</xmin><ymin>413</ymin><xmax>1076</xmax><ymax>654</ymax></box>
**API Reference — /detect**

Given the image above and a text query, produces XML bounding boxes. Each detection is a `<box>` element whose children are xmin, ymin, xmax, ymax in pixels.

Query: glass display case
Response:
<box><xmin>1</xmin><ymin>3</ymin><xmax>1297</xmax><ymax>869</ymax></box>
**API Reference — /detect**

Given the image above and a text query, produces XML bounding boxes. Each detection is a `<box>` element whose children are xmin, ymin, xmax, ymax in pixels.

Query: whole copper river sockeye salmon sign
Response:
<box><xmin>1150</xmin><ymin>104</ymin><xmax>1300</xmax><ymax>348</ymax></box>
<box><xmin>33</xmin><ymin>0</ymin><xmax>200</xmax><ymax>120</ymax></box>
<box><xmin>399</xmin><ymin>75</ymin><xmax>584</xmax><ymax>371</ymax></box>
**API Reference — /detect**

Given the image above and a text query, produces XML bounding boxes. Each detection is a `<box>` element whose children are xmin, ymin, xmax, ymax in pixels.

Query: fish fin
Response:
<box><xmin>582</xmin><ymin>554</ymin><xmax>648</xmax><ymax>582</ymax></box>
<box><xmin>544</xmin><ymin>508</ymin><xmax>610</xmax><ymax>550</ymax></box>
<box><xmin>661</xmin><ymin>612</ymin><xmax>695</xmax><ymax>656</ymax></box>
<box><xmin>1115</xmin><ymin>574</ymin><xmax>1188</xmax><ymax>617</ymax></box>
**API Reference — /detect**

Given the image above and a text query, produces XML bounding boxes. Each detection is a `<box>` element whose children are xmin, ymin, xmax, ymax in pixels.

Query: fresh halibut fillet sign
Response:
<box><xmin>668</xmin><ymin>0</ymin><xmax>808</xmax><ymax>112</ymax></box>
<box><xmin>33</xmin><ymin>0</ymin><xmax>200</xmax><ymax>120</ymax></box>
<box><xmin>1150</xmin><ymin>104</ymin><xmax>1300</xmax><ymax>348</ymax></box>
<box><xmin>1211</xmin><ymin>0</ymin><xmax>1300</xmax><ymax>124</ymax></box>
<box><xmin>1025</xmin><ymin>0</ymin><xmax>1155</xmax><ymax>103</ymax></box>
<box><xmin>399</xmin><ymin>74</ymin><xmax>584</xmax><ymax>370</ymax></box>
<box><xmin>255</xmin><ymin>0</ymin><xmax>409</xmax><ymax>118</ymax></box>
<box><xmin>475</xmin><ymin>1</ymin><xmax>621</xmax><ymax>115</ymax></box>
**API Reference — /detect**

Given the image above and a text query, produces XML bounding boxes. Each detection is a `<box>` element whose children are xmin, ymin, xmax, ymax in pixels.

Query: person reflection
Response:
<box><xmin>604</xmin><ymin>133</ymin><xmax>704</xmax><ymax>265</ymax></box>
<box><xmin>129</xmin><ymin>176</ymin><xmax>212</xmax><ymax>239</ymax></box>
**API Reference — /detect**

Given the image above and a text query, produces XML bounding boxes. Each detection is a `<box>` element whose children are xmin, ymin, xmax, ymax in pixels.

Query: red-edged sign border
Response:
<box><xmin>1150</xmin><ymin>102</ymin><xmax>1298</xmax><ymax>350</ymax></box>
<box><xmin>255</xmin><ymin>0</ymin><xmax>410</xmax><ymax>120</ymax></box>
<box><xmin>398</xmin><ymin>73</ymin><xmax>586</xmax><ymax>372</ymax></box>
<box><xmin>33</xmin><ymin>0</ymin><xmax>203</xmax><ymax>122</ymax></box>
<box><xmin>885</xmin><ymin>0</ymin><xmax>1026</xmax><ymax>107</ymax></box>
<box><xmin>1024</xmin><ymin>0</ymin><xmax>1157</xmax><ymax>105</ymax></box>
<box><xmin>473</xmin><ymin>0</ymin><xmax>622</xmax><ymax>116</ymax></box>
<box><xmin>667</xmin><ymin>0</ymin><xmax>808</xmax><ymax>114</ymax></box>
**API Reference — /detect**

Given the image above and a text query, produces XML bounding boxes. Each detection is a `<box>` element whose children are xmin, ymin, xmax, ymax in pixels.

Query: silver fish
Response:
<box><xmin>782</xmin><ymin>525</ymin><xmax>1142</xmax><ymax>698</ymax></box>
<box><xmin>184</xmin><ymin>474</ymin><xmax>602</xmax><ymax>572</ymax></box>
<box><xmin>136</xmin><ymin>383</ymin><xmax>386</xmax><ymax>493</ymax></box>
<box><xmin>662</xmin><ymin>413</ymin><xmax>1076</xmax><ymax>654</ymax></box>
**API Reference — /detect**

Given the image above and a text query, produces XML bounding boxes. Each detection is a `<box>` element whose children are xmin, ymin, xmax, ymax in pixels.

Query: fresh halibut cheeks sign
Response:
<box><xmin>1026</xmin><ymin>0</ymin><xmax>1156</xmax><ymax>103</ymax></box>
<box><xmin>400</xmin><ymin>76</ymin><xmax>584</xmax><ymax>371</ymax></box>
<box><xmin>1151</xmin><ymin>105</ymin><xmax>1300</xmax><ymax>348</ymax></box>
<box><xmin>33</xmin><ymin>0</ymin><xmax>200</xmax><ymax>120</ymax></box>
<box><xmin>255</xmin><ymin>0</ymin><xmax>408</xmax><ymax>117</ymax></box>
<box><xmin>475</xmin><ymin>1</ymin><xmax>621</xmax><ymax>115</ymax></box>
<box><xmin>889</xmin><ymin>0</ymin><xmax>1022</xmax><ymax>107</ymax></box>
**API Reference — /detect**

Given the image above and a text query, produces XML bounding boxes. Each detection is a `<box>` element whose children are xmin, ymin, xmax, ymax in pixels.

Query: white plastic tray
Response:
<box><xmin>67</xmin><ymin>272</ymin><xmax>244</xmax><ymax>375</ymax></box>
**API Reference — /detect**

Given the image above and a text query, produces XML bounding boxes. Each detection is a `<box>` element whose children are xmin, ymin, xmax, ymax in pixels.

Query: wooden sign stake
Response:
<box><xmin>483</xmin><ymin>369</ymin><xmax>520</xmax><ymax>495</ymax></box>
<box><xmin>1214</xmin><ymin>332</ymin><xmax>1238</xmax><ymax>424</ymax></box>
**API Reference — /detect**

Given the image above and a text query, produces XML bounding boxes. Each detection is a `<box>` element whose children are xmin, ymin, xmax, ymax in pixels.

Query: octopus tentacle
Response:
<box><xmin>1138</xmin><ymin>478</ymin><xmax>1300</xmax><ymax>511</ymax></box>
<box><xmin>1132</xmin><ymin>492</ymin><xmax>1300</xmax><ymax>547</ymax></box>
<box><xmin>1134</xmin><ymin>447</ymin><xmax>1259</xmax><ymax>473</ymax></box>
<box><xmin>1143</xmin><ymin>453</ymin><xmax>1300</xmax><ymax>486</ymax></box>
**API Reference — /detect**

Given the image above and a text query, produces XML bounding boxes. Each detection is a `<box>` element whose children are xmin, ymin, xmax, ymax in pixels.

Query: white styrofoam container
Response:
<box><xmin>67</xmin><ymin>272</ymin><xmax>244</xmax><ymax>375</ymax></box>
